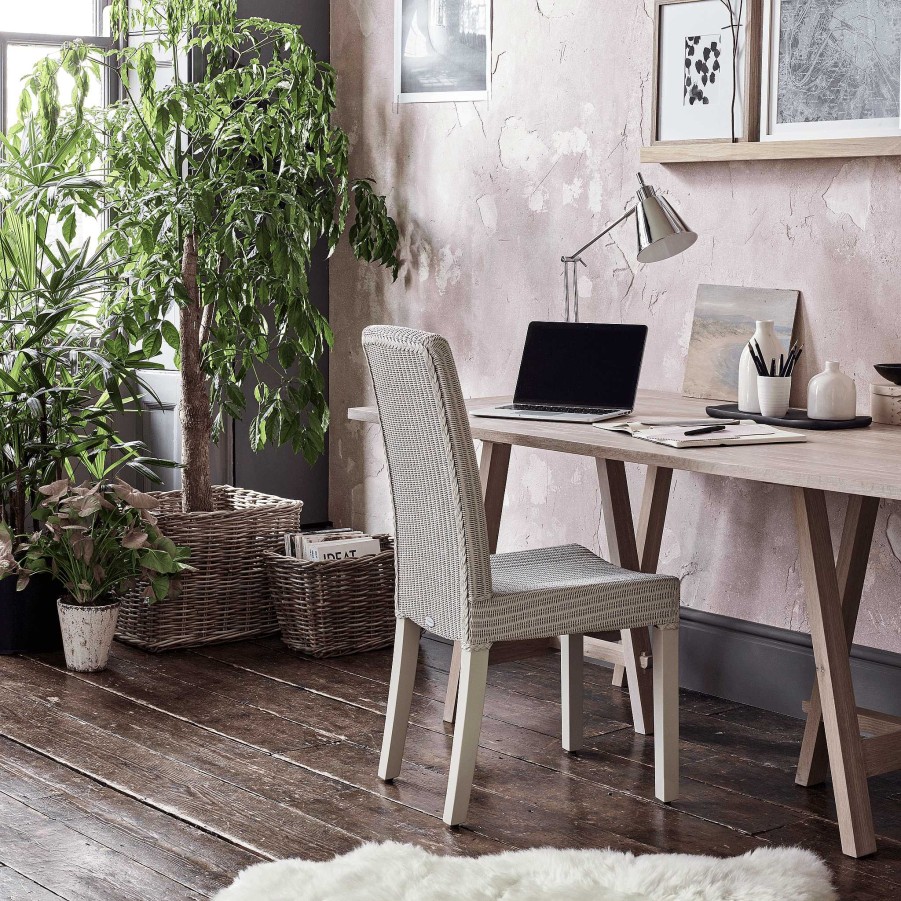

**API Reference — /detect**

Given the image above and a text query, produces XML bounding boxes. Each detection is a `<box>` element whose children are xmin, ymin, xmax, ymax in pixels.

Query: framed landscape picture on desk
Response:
<box><xmin>682</xmin><ymin>283</ymin><xmax>799</xmax><ymax>401</ymax></box>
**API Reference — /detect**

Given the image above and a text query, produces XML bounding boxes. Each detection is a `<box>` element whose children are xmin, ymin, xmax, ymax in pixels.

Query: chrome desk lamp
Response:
<box><xmin>561</xmin><ymin>174</ymin><xmax>697</xmax><ymax>322</ymax></box>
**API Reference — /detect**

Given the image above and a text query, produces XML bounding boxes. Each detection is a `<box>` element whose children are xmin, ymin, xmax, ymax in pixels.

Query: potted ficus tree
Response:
<box><xmin>6</xmin><ymin>477</ymin><xmax>191</xmax><ymax>671</ymax></box>
<box><xmin>21</xmin><ymin>0</ymin><xmax>400</xmax><ymax>649</ymax></box>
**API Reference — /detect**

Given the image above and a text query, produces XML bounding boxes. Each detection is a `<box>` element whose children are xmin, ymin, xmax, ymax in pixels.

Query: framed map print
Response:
<box><xmin>395</xmin><ymin>0</ymin><xmax>491</xmax><ymax>104</ymax></box>
<box><xmin>761</xmin><ymin>0</ymin><xmax>901</xmax><ymax>140</ymax></box>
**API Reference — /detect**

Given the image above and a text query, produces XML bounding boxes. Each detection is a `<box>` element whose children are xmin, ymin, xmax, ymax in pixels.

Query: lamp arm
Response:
<box><xmin>562</xmin><ymin>205</ymin><xmax>637</xmax><ymax>263</ymax></box>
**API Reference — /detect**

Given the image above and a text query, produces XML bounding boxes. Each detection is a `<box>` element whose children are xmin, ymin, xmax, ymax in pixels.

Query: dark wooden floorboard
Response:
<box><xmin>0</xmin><ymin>736</ymin><xmax>260</xmax><ymax>896</ymax></box>
<box><xmin>0</xmin><ymin>637</ymin><xmax>892</xmax><ymax>898</ymax></box>
<box><xmin>0</xmin><ymin>865</ymin><xmax>66</xmax><ymax>900</ymax></box>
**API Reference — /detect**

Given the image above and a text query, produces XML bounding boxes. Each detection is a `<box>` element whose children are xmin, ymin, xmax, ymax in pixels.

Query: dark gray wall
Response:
<box><xmin>237</xmin><ymin>1</ymin><xmax>329</xmax><ymax>60</ymax></box>
<box><xmin>233</xmin><ymin>0</ymin><xmax>331</xmax><ymax>523</ymax></box>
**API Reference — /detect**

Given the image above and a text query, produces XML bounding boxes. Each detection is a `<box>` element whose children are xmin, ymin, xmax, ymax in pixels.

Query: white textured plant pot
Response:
<box><xmin>738</xmin><ymin>320</ymin><xmax>783</xmax><ymax>414</ymax></box>
<box><xmin>807</xmin><ymin>361</ymin><xmax>856</xmax><ymax>421</ymax></box>
<box><xmin>757</xmin><ymin>376</ymin><xmax>792</xmax><ymax>418</ymax></box>
<box><xmin>57</xmin><ymin>599</ymin><xmax>120</xmax><ymax>672</ymax></box>
<box><xmin>871</xmin><ymin>383</ymin><xmax>901</xmax><ymax>425</ymax></box>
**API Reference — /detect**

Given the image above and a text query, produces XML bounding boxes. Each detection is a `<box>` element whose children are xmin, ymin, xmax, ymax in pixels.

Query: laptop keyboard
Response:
<box><xmin>500</xmin><ymin>403</ymin><xmax>626</xmax><ymax>416</ymax></box>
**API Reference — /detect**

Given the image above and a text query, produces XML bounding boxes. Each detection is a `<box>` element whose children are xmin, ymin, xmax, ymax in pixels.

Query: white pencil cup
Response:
<box><xmin>757</xmin><ymin>376</ymin><xmax>791</xmax><ymax>418</ymax></box>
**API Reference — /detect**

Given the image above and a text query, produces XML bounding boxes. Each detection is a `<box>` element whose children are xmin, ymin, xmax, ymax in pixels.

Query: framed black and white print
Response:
<box><xmin>652</xmin><ymin>0</ymin><xmax>762</xmax><ymax>144</ymax></box>
<box><xmin>394</xmin><ymin>0</ymin><xmax>491</xmax><ymax>104</ymax></box>
<box><xmin>761</xmin><ymin>0</ymin><xmax>901</xmax><ymax>140</ymax></box>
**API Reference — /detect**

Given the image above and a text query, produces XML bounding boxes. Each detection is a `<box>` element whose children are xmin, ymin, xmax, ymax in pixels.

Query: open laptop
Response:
<box><xmin>471</xmin><ymin>322</ymin><xmax>647</xmax><ymax>424</ymax></box>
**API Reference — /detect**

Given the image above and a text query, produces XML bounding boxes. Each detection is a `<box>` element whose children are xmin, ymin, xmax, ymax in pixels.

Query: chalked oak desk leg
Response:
<box><xmin>794</xmin><ymin>487</ymin><xmax>877</xmax><ymax>859</ymax></box>
<box><xmin>596</xmin><ymin>461</ymin><xmax>673</xmax><ymax>736</ymax></box>
<box><xmin>796</xmin><ymin>494</ymin><xmax>879</xmax><ymax>787</ymax></box>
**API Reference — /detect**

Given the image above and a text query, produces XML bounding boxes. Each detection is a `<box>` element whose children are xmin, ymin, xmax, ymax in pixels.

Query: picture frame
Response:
<box><xmin>651</xmin><ymin>0</ymin><xmax>762</xmax><ymax>144</ymax></box>
<box><xmin>760</xmin><ymin>0</ymin><xmax>901</xmax><ymax>141</ymax></box>
<box><xmin>394</xmin><ymin>0</ymin><xmax>492</xmax><ymax>104</ymax></box>
<box><xmin>682</xmin><ymin>284</ymin><xmax>799</xmax><ymax>402</ymax></box>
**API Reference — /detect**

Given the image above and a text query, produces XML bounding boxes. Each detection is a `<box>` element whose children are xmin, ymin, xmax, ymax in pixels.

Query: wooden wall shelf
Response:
<box><xmin>640</xmin><ymin>137</ymin><xmax>901</xmax><ymax>164</ymax></box>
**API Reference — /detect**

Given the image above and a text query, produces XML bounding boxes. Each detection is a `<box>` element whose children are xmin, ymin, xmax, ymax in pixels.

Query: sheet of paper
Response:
<box><xmin>641</xmin><ymin>423</ymin><xmax>775</xmax><ymax>442</ymax></box>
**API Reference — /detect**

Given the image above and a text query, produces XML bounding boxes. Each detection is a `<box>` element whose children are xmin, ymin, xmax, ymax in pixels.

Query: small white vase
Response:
<box><xmin>807</xmin><ymin>361</ymin><xmax>856</xmax><ymax>421</ymax></box>
<box><xmin>56</xmin><ymin>599</ymin><xmax>120</xmax><ymax>672</ymax></box>
<box><xmin>738</xmin><ymin>320</ymin><xmax>783</xmax><ymax>414</ymax></box>
<box><xmin>757</xmin><ymin>376</ymin><xmax>792</xmax><ymax>418</ymax></box>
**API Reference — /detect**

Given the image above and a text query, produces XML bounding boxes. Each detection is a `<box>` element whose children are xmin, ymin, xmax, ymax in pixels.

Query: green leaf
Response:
<box><xmin>161</xmin><ymin>320</ymin><xmax>180</xmax><ymax>351</ymax></box>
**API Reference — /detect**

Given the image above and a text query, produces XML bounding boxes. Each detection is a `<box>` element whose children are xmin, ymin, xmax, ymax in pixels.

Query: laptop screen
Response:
<box><xmin>513</xmin><ymin>322</ymin><xmax>648</xmax><ymax>409</ymax></box>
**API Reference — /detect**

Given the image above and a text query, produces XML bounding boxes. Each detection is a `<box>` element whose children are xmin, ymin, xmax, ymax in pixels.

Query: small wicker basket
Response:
<box><xmin>265</xmin><ymin>535</ymin><xmax>396</xmax><ymax>658</ymax></box>
<box><xmin>116</xmin><ymin>486</ymin><xmax>303</xmax><ymax>651</ymax></box>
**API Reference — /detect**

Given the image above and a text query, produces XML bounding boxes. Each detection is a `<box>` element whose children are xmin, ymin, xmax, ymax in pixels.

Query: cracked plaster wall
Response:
<box><xmin>328</xmin><ymin>0</ymin><xmax>901</xmax><ymax>653</ymax></box>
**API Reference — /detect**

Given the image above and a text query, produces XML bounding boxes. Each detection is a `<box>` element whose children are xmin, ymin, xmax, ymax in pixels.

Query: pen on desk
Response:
<box><xmin>684</xmin><ymin>424</ymin><xmax>727</xmax><ymax>436</ymax></box>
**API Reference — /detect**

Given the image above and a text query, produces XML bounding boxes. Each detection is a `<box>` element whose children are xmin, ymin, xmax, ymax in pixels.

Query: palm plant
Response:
<box><xmin>0</xmin><ymin>115</ymin><xmax>171</xmax><ymax>540</ymax></box>
<box><xmin>22</xmin><ymin>0</ymin><xmax>400</xmax><ymax>513</ymax></box>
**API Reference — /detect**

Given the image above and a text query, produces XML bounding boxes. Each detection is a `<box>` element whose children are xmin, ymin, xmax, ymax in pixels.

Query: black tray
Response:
<box><xmin>706</xmin><ymin>403</ymin><xmax>871</xmax><ymax>431</ymax></box>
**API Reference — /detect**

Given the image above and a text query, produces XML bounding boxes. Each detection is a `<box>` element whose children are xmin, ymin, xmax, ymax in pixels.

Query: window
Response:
<box><xmin>0</xmin><ymin>2</ymin><xmax>112</xmax><ymax>131</ymax></box>
<box><xmin>1</xmin><ymin>3</ymin><xmax>113</xmax><ymax>251</ymax></box>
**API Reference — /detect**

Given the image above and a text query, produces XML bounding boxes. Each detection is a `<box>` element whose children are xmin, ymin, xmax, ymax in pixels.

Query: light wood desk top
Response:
<box><xmin>348</xmin><ymin>389</ymin><xmax>901</xmax><ymax>501</ymax></box>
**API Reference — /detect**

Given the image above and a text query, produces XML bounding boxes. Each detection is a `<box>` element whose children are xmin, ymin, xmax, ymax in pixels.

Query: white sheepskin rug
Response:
<box><xmin>214</xmin><ymin>840</ymin><xmax>836</xmax><ymax>901</ymax></box>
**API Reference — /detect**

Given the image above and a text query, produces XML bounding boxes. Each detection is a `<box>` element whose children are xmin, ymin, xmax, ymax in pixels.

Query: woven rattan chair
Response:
<box><xmin>362</xmin><ymin>325</ymin><xmax>680</xmax><ymax>826</ymax></box>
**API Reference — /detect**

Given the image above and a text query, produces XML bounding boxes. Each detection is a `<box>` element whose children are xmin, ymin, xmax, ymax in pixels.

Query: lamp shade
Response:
<box><xmin>634</xmin><ymin>183</ymin><xmax>697</xmax><ymax>264</ymax></box>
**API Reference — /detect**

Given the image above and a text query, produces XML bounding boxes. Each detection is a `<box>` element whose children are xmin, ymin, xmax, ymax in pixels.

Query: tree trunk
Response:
<box><xmin>179</xmin><ymin>233</ymin><xmax>214</xmax><ymax>513</ymax></box>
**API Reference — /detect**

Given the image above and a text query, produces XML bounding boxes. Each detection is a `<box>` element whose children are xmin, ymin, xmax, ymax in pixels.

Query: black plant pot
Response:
<box><xmin>0</xmin><ymin>573</ymin><xmax>64</xmax><ymax>654</ymax></box>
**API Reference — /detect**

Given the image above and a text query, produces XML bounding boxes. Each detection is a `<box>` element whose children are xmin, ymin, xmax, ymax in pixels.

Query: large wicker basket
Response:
<box><xmin>264</xmin><ymin>535</ymin><xmax>396</xmax><ymax>658</ymax></box>
<box><xmin>116</xmin><ymin>486</ymin><xmax>303</xmax><ymax>651</ymax></box>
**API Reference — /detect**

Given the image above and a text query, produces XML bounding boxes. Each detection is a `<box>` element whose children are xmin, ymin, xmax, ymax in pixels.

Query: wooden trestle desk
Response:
<box><xmin>348</xmin><ymin>389</ymin><xmax>901</xmax><ymax>858</ymax></box>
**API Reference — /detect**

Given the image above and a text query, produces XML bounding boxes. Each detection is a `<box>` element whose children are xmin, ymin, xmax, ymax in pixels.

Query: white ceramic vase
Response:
<box><xmin>807</xmin><ymin>361</ymin><xmax>856</xmax><ymax>421</ymax></box>
<box><xmin>56</xmin><ymin>599</ymin><xmax>120</xmax><ymax>672</ymax></box>
<box><xmin>738</xmin><ymin>320</ymin><xmax>783</xmax><ymax>414</ymax></box>
<box><xmin>757</xmin><ymin>376</ymin><xmax>792</xmax><ymax>418</ymax></box>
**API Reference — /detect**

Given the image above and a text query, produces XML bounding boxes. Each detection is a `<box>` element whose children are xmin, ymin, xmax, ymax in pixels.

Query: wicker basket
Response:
<box><xmin>265</xmin><ymin>535</ymin><xmax>396</xmax><ymax>658</ymax></box>
<box><xmin>116</xmin><ymin>486</ymin><xmax>303</xmax><ymax>651</ymax></box>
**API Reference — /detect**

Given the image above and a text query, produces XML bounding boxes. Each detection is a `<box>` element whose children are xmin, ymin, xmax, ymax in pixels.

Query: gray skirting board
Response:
<box><xmin>431</xmin><ymin>609</ymin><xmax>901</xmax><ymax>721</ymax></box>
<box><xmin>677</xmin><ymin>608</ymin><xmax>901</xmax><ymax>720</ymax></box>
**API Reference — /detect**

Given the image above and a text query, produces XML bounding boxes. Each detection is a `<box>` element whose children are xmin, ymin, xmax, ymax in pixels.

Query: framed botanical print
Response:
<box><xmin>394</xmin><ymin>0</ymin><xmax>491</xmax><ymax>104</ymax></box>
<box><xmin>652</xmin><ymin>0</ymin><xmax>762</xmax><ymax>144</ymax></box>
<box><xmin>761</xmin><ymin>0</ymin><xmax>901</xmax><ymax>141</ymax></box>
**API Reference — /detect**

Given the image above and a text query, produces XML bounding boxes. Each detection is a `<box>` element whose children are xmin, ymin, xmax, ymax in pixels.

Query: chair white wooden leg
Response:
<box><xmin>378</xmin><ymin>618</ymin><xmax>421</xmax><ymax>782</ymax></box>
<box><xmin>443</xmin><ymin>646</ymin><xmax>490</xmax><ymax>826</ymax></box>
<box><xmin>611</xmin><ymin>664</ymin><xmax>626</xmax><ymax>688</ymax></box>
<box><xmin>561</xmin><ymin>634</ymin><xmax>584</xmax><ymax>752</ymax></box>
<box><xmin>652</xmin><ymin>625</ymin><xmax>679</xmax><ymax>802</ymax></box>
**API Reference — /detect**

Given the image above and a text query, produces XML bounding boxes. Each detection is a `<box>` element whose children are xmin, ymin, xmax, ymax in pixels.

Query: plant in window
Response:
<box><xmin>28</xmin><ymin>0</ymin><xmax>400</xmax><ymax>513</ymax></box>
<box><xmin>0</xmin><ymin>106</ymin><xmax>177</xmax><ymax>654</ymax></box>
<box><xmin>0</xmin><ymin>114</ymin><xmax>172</xmax><ymax>540</ymax></box>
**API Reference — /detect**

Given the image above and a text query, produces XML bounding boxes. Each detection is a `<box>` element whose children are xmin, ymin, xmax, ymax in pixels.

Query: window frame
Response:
<box><xmin>0</xmin><ymin>1</ymin><xmax>115</xmax><ymax>133</ymax></box>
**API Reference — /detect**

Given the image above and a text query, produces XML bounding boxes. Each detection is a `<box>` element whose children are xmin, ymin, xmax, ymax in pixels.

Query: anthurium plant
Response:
<box><xmin>4</xmin><ymin>480</ymin><xmax>192</xmax><ymax>607</ymax></box>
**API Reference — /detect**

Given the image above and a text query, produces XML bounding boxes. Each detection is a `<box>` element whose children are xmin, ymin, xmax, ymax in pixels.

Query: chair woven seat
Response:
<box><xmin>477</xmin><ymin>544</ymin><xmax>679</xmax><ymax>648</ymax></box>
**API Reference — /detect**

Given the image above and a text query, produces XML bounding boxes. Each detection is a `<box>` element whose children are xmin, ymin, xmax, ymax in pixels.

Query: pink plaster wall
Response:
<box><xmin>328</xmin><ymin>0</ymin><xmax>901</xmax><ymax>653</ymax></box>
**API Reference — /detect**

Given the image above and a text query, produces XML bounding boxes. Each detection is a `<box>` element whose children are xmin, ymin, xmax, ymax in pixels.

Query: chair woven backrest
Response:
<box><xmin>362</xmin><ymin>325</ymin><xmax>492</xmax><ymax>643</ymax></box>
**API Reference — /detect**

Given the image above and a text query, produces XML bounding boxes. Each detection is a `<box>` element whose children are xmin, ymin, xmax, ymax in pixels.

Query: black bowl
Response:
<box><xmin>874</xmin><ymin>364</ymin><xmax>901</xmax><ymax>386</ymax></box>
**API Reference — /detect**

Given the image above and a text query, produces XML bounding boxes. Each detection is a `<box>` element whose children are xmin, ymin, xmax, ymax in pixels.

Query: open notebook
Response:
<box><xmin>595</xmin><ymin>419</ymin><xmax>807</xmax><ymax>449</ymax></box>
